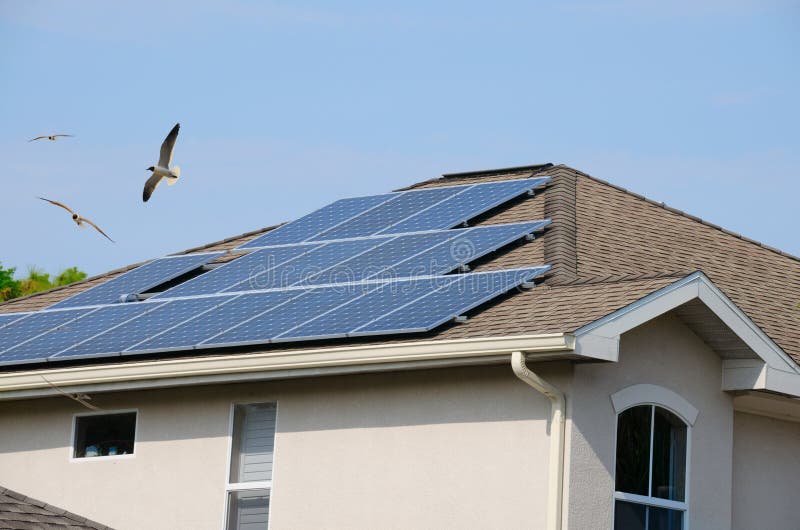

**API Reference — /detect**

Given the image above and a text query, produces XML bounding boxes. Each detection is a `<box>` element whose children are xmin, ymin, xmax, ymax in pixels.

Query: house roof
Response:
<box><xmin>1</xmin><ymin>164</ymin><xmax>798</xmax><ymax>366</ymax></box>
<box><xmin>0</xmin><ymin>486</ymin><xmax>112</xmax><ymax>529</ymax></box>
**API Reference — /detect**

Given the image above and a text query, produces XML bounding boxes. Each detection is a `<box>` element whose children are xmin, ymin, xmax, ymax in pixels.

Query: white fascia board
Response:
<box><xmin>574</xmin><ymin>272</ymin><xmax>800</xmax><ymax>397</ymax></box>
<box><xmin>0</xmin><ymin>333</ymin><xmax>575</xmax><ymax>400</ymax></box>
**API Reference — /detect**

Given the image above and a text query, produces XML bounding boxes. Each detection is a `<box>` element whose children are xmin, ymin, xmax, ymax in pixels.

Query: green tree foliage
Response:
<box><xmin>54</xmin><ymin>267</ymin><xmax>87</xmax><ymax>287</ymax></box>
<box><xmin>0</xmin><ymin>263</ymin><xmax>20</xmax><ymax>302</ymax></box>
<box><xmin>20</xmin><ymin>267</ymin><xmax>52</xmax><ymax>296</ymax></box>
<box><xmin>0</xmin><ymin>263</ymin><xmax>88</xmax><ymax>302</ymax></box>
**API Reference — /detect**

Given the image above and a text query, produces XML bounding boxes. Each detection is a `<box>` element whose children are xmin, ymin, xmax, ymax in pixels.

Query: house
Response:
<box><xmin>0</xmin><ymin>163</ymin><xmax>798</xmax><ymax>530</ymax></box>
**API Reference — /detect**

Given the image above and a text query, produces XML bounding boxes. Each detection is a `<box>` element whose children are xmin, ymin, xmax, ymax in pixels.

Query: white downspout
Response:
<box><xmin>511</xmin><ymin>351</ymin><xmax>565</xmax><ymax>530</ymax></box>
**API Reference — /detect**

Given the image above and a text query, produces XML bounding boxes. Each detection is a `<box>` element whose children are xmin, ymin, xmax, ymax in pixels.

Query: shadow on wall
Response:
<box><xmin>0</xmin><ymin>363</ymin><xmax>559</xmax><ymax>454</ymax></box>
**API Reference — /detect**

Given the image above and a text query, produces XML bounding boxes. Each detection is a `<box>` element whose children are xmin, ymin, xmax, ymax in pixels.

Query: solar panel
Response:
<box><xmin>157</xmin><ymin>221</ymin><xmax>548</xmax><ymax>297</ymax></box>
<box><xmin>0</xmin><ymin>313</ymin><xmax>28</xmax><ymax>330</ymax></box>
<box><xmin>0</xmin><ymin>303</ymin><xmax>161</xmax><ymax>364</ymax></box>
<box><xmin>275</xmin><ymin>276</ymin><xmax>456</xmax><ymax>341</ymax></box>
<box><xmin>130</xmin><ymin>291</ymin><xmax>299</xmax><ymax>353</ymax></box>
<box><xmin>310</xmin><ymin>186</ymin><xmax>463</xmax><ymax>241</ymax></box>
<box><xmin>385</xmin><ymin>177</ymin><xmax>550</xmax><ymax>234</ymax></box>
<box><xmin>351</xmin><ymin>266</ymin><xmax>550</xmax><ymax>336</ymax></box>
<box><xmin>153</xmin><ymin>245</ymin><xmax>322</xmax><ymax>299</ymax></box>
<box><xmin>239</xmin><ymin>193</ymin><xmax>395</xmax><ymax>249</ymax></box>
<box><xmin>50</xmin><ymin>252</ymin><xmax>224</xmax><ymax>309</ymax></box>
<box><xmin>380</xmin><ymin>221</ymin><xmax>550</xmax><ymax>279</ymax></box>
<box><xmin>0</xmin><ymin>308</ymin><xmax>93</xmax><ymax>355</ymax></box>
<box><xmin>200</xmin><ymin>284</ymin><xmax>370</xmax><ymax>348</ymax></box>
<box><xmin>236</xmin><ymin>177</ymin><xmax>549</xmax><ymax>249</ymax></box>
<box><xmin>307</xmin><ymin>231</ymin><xmax>456</xmax><ymax>285</ymax></box>
<box><xmin>54</xmin><ymin>297</ymin><xmax>226</xmax><ymax>360</ymax></box>
<box><xmin>223</xmin><ymin>238</ymin><xmax>385</xmax><ymax>292</ymax></box>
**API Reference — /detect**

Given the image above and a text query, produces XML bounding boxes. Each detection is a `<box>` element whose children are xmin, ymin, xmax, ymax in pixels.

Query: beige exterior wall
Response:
<box><xmin>0</xmin><ymin>313</ymin><xmax>795</xmax><ymax>529</ymax></box>
<box><xmin>732</xmin><ymin>411</ymin><xmax>800</xmax><ymax>530</ymax></box>
<box><xmin>564</xmin><ymin>314</ymin><xmax>734</xmax><ymax>530</ymax></box>
<box><xmin>0</xmin><ymin>365</ymin><xmax>559</xmax><ymax>530</ymax></box>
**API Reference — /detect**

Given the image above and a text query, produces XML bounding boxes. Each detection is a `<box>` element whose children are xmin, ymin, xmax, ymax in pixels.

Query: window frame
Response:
<box><xmin>69</xmin><ymin>408</ymin><xmax>138</xmax><ymax>463</ymax></box>
<box><xmin>221</xmin><ymin>401</ymin><xmax>278</xmax><ymax>530</ymax></box>
<box><xmin>611</xmin><ymin>384</ymin><xmax>695</xmax><ymax>530</ymax></box>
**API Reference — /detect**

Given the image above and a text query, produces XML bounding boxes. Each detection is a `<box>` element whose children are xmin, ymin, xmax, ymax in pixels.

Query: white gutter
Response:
<box><xmin>0</xmin><ymin>333</ymin><xmax>576</xmax><ymax>400</ymax></box>
<box><xmin>511</xmin><ymin>351</ymin><xmax>565</xmax><ymax>530</ymax></box>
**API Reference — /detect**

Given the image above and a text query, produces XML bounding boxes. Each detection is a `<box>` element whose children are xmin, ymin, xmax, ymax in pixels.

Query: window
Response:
<box><xmin>225</xmin><ymin>402</ymin><xmax>277</xmax><ymax>530</ymax></box>
<box><xmin>72</xmin><ymin>411</ymin><xmax>136</xmax><ymax>459</ymax></box>
<box><xmin>614</xmin><ymin>405</ymin><xmax>688</xmax><ymax>530</ymax></box>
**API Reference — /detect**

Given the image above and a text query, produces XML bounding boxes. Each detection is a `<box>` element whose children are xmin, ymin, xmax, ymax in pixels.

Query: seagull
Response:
<box><xmin>29</xmin><ymin>134</ymin><xmax>74</xmax><ymax>142</ymax></box>
<box><xmin>143</xmin><ymin>123</ymin><xmax>181</xmax><ymax>202</ymax></box>
<box><xmin>37</xmin><ymin>197</ymin><xmax>114</xmax><ymax>243</ymax></box>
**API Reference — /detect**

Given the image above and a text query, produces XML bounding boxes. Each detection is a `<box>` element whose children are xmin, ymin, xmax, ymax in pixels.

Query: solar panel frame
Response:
<box><xmin>49</xmin><ymin>252</ymin><xmax>225</xmax><ymax>309</ymax></box>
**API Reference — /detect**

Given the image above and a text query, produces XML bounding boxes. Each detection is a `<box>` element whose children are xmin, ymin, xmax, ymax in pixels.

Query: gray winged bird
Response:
<box><xmin>29</xmin><ymin>134</ymin><xmax>74</xmax><ymax>142</ymax></box>
<box><xmin>143</xmin><ymin>123</ymin><xmax>181</xmax><ymax>202</ymax></box>
<box><xmin>37</xmin><ymin>197</ymin><xmax>114</xmax><ymax>243</ymax></box>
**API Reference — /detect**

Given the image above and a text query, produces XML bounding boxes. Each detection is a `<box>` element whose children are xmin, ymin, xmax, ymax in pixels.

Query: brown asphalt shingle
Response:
<box><xmin>1</xmin><ymin>164</ymin><xmax>798</xmax><ymax>365</ymax></box>
<box><xmin>0</xmin><ymin>486</ymin><xmax>112</xmax><ymax>529</ymax></box>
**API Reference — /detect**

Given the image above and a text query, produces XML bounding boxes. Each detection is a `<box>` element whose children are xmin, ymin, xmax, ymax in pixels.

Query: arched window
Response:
<box><xmin>612</xmin><ymin>385</ymin><xmax>694</xmax><ymax>530</ymax></box>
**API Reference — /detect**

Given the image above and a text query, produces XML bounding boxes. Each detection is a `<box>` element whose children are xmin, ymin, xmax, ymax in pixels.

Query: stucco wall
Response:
<box><xmin>564</xmin><ymin>314</ymin><xmax>734</xmax><ymax>530</ymax></box>
<box><xmin>0</xmin><ymin>365</ymin><xmax>558</xmax><ymax>530</ymax></box>
<box><xmin>731</xmin><ymin>411</ymin><xmax>800</xmax><ymax>530</ymax></box>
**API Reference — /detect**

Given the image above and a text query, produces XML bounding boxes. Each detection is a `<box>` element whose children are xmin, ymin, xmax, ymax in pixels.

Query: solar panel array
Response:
<box><xmin>239</xmin><ymin>177</ymin><xmax>549</xmax><ymax>248</ymax></box>
<box><xmin>154</xmin><ymin>221</ymin><xmax>549</xmax><ymax>298</ymax></box>
<box><xmin>0</xmin><ymin>267</ymin><xmax>549</xmax><ymax>365</ymax></box>
<box><xmin>0</xmin><ymin>177</ymin><xmax>553</xmax><ymax>368</ymax></box>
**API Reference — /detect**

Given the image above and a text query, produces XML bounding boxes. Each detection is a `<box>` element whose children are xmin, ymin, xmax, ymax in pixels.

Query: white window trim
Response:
<box><xmin>221</xmin><ymin>401</ymin><xmax>278</xmax><ymax>530</ymax></box>
<box><xmin>68</xmin><ymin>408</ymin><xmax>138</xmax><ymax>463</ymax></box>
<box><xmin>610</xmin><ymin>384</ymin><xmax>695</xmax><ymax>530</ymax></box>
<box><xmin>611</xmin><ymin>384</ymin><xmax>698</xmax><ymax>426</ymax></box>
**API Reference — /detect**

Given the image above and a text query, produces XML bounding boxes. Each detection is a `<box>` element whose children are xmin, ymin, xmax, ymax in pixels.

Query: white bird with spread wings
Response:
<box><xmin>37</xmin><ymin>197</ymin><xmax>114</xmax><ymax>243</ymax></box>
<box><xmin>143</xmin><ymin>123</ymin><xmax>181</xmax><ymax>202</ymax></box>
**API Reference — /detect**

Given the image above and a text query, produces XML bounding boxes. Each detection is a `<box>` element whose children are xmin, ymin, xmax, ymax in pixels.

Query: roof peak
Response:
<box><xmin>441</xmin><ymin>163</ymin><xmax>554</xmax><ymax>179</ymax></box>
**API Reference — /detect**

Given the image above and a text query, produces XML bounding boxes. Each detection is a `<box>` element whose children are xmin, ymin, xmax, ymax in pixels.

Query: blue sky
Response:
<box><xmin>1</xmin><ymin>0</ymin><xmax>798</xmax><ymax>277</ymax></box>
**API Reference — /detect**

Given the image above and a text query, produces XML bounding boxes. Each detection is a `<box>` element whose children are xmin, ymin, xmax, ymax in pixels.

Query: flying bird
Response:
<box><xmin>29</xmin><ymin>134</ymin><xmax>74</xmax><ymax>142</ymax></box>
<box><xmin>143</xmin><ymin>123</ymin><xmax>181</xmax><ymax>202</ymax></box>
<box><xmin>37</xmin><ymin>197</ymin><xmax>114</xmax><ymax>243</ymax></box>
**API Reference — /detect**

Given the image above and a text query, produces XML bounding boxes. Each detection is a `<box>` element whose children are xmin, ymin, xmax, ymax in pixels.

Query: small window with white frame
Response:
<box><xmin>224</xmin><ymin>402</ymin><xmax>277</xmax><ymax>530</ymax></box>
<box><xmin>614</xmin><ymin>404</ymin><xmax>689</xmax><ymax>530</ymax></box>
<box><xmin>72</xmin><ymin>410</ymin><xmax>137</xmax><ymax>459</ymax></box>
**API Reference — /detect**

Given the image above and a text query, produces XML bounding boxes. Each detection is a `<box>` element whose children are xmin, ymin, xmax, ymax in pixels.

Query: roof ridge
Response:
<box><xmin>555</xmin><ymin>164</ymin><xmax>800</xmax><ymax>264</ymax></box>
<box><xmin>0</xmin><ymin>485</ymin><xmax>112</xmax><ymax>529</ymax></box>
<box><xmin>545</xmin><ymin>271</ymin><xmax>694</xmax><ymax>287</ymax></box>
<box><xmin>173</xmin><ymin>223</ymin><xmax>281</xmax><ymax>255</ymax></box>
<box><xmin>396</xmin><ymin>163</ymin><xmax>553</xmax><ymax>191</ymax></box>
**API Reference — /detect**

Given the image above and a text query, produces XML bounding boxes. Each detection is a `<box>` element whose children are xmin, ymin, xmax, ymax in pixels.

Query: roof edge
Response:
<box><xmin>573</xmin><ymin>272</ymin><xmax>800</xmax><ymax>394</ymax></box>
<box><xmin>0</xmin><ymin>333</ymin><xmax>576</xmax><ymax>401</ymax></box>
<box><xmin>0</xmin><ymin>485</ymin><xmax>112</xmax><ymax>529</ymax></box>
